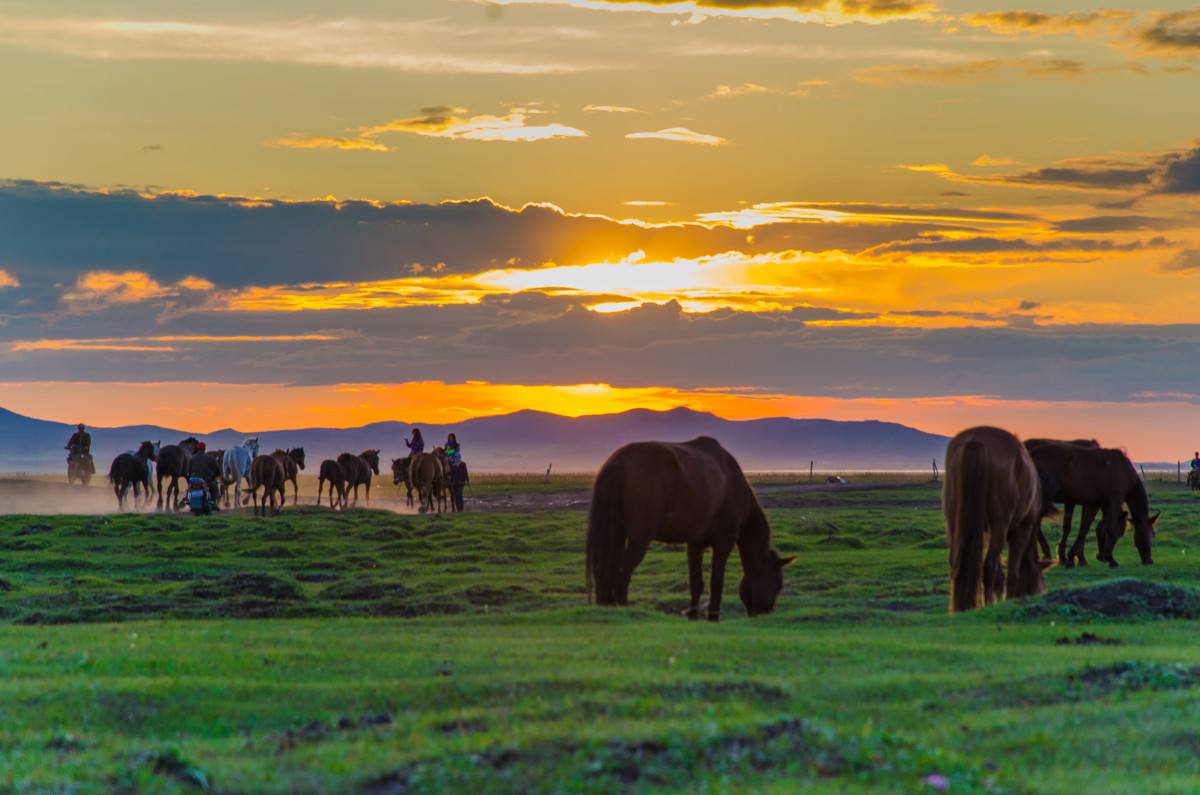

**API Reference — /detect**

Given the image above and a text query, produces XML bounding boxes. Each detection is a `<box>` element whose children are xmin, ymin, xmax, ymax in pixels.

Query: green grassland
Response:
<box><xmin>2</xmin><ymin>478</ymin><xmax>1200</xmax><ymax>793</ymax></box>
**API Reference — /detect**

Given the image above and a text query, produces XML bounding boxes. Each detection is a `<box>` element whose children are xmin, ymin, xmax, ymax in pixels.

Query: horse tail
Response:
<box><xmin>586</xmin><ymin>460</ymin><xmax>625</xmax><ymax>606</ymax></box>
<box><xmin>108</xmin><ymin>456</ymin><xmax>121</xmax><ymax>485</ymax></box>
<box><xmin>950</xmin><ymin>440</ymin><xmax>988</xmax><ymax>614</ymax></box>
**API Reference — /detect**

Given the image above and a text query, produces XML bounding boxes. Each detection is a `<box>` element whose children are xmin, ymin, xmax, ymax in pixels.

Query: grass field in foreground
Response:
<box><xmin>2</xmin><ymin>479</ymin><xmax>1200</xmax><ymax>793</ymax></box>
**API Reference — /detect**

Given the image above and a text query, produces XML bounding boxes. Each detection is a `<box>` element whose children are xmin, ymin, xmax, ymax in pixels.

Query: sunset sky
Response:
<box><xmin>3</xmin><ymin>0</ymin><xmax>1200</xmax><ymax>458</ymax></box>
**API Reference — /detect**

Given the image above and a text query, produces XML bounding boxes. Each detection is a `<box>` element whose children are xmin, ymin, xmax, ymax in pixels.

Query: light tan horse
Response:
<box><xmin>943</xmin><ymin>426</ymin><xmax>1047</xmax><ymax>613</ymax></box>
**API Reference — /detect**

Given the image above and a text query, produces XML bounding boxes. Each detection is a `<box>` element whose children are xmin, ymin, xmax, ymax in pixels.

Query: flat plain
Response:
<box><xmin>2</xmin><ymin>474</ymin><xmax>1199</xmax><ymax>794</ymax></box>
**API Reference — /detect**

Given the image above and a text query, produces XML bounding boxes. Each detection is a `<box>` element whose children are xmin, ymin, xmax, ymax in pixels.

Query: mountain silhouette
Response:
<box><xmin>0</xmin><ymin>405</ymin><xmax>949</xmax><ymax>473</ymax></box>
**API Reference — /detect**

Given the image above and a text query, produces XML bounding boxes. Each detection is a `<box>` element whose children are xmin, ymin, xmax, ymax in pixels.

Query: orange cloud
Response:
<box><xmin>267</xmin><ymin>135</ymin><xmax>388</xmax><ymax>152</ymax></box>
<box><xmin>0</xmin><ymin>269</ymin><xmax>18</xmax><ymax>289</ymax></box>
<box><xmin>60</xmin><ymin>270</ymin><xmax>214</xmax><ymax>309</ymax></box>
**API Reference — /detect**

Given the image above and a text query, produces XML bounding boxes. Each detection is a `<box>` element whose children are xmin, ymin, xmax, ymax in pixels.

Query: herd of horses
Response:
<box><xmin>105</xmin><ymin>437</ymin><xmax>463</xmax><ymax>516</ymax></box>
<box><xmin>101</xmin><ymin>426</ymin><xmax>1159</xmax><ymax>620</ymax></box>
<box><xmin>584</xmin><ymin>429</ymin><xmax>1163</xmax><ymax>620</ymax></box>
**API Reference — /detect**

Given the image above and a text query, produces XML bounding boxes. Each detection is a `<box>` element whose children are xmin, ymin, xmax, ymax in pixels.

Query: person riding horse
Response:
<box><xmin>1189</xmin><ymin>452</ymin><xmax>1200</xmax><ymax>491</ymax></box>
<box><xmin>445</xmin><ymin>433</ymin><xmax>468</xmax><ymax>512</ymax></box>
<box><xmin>65</xmin><ymin>423</ymin><xmax>95</xmax><ymax>477</ymax></box>
<box><xmin>405</xmin><ymin>428</ymin><xmax>425</xmax><ymax>456</ymax></box>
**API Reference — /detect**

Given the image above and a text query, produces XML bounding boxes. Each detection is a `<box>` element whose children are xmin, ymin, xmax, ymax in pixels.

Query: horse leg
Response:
<box><xmin>1099</xmin><ymin>505</ymin><xmax>1122</xmax><ymax>568</ymax></box>
<box><xmin>1035</xmin><ymin>522</ymin><xmax>1051</xmax><ymax>561</ymax></box>
<box><xmin>684</xmin><ymin>543</ymin><xmax>704</xmax><ymax>620</ymax></box>
<box><xmin>156</xmin><ymin>473</ymin><xmax>164</xmax><ymax>511</ymax></box>
<box><xmin>1068</xmin><ymin>506</ymin><xmax>1097</xmax><ymax>567</ymax></box>
<box><xmin>1057</xmin><ymin>503</ymin><xmax>1075</xmax><ymax>566</ymax></box>
<box><xmin>615</xmin><ymin>531</ymin><xmax>653</xmax><ymax>607</ymax></box>
<box><xmin>292</xmin><ymin>477</ymin><xmax>298</xmax><ymax>506</ymax></box>
<box><xmin>705</xmin><ymin>539</ymin><xmax>736</xmax><ymax>622</ymax></box>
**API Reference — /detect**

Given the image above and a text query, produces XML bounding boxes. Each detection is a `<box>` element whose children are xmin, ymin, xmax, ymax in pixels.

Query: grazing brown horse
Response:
<box><xmin>409</xmin><ymin>452</ymin><xmax>444</xmax><ymax>514</ymax></box>
<box><xmin>586</xmin><ymin>437</ymin><xmax>795</xmax><ymax>622</ymax></box>
<box><xmin>317</xmin><ymin>459</ymin><xmax>347</xmax><ymax>509</ymax></box>
<box><xmin>271</xmin><ymin>448</ymin><xmax>306</xmax><ymax>505</ymax></box>
<box><xmin>246</xmin><ymin>454</ymin><xmax>287</xmax><ymax>516</ymax></box>
<box><xmin>943</xmin><ymin>427</ymin><xmax>1046</xmax><ymax>613</ymax></box>
<box><xmin>391</xmin><ymin>456</ymin><xmax>415</xmax><ymax>508</ymax></box>
<box><xmin>338</xmin><ymin>450</ymin><xmax>380</xmax><ymax>505</ymax></box>
<box><xmin>108</xmin><ymin>441</ymin><xmax>159</xmax><ymax>511</ymax></box>
<box><xmin>156</xmin><ymin>437</ymin><xmax>200</xmax><ymax>512</ymax></box>
<box><xmin>1041</xmin><ymin>444</ymin><xmax>1161</xmax><ymax>569</ymax></box>
<box><xmin>1028</xmin><ymin>441</ymin><xmax>1157</xmax><ymax>568</ymax></box>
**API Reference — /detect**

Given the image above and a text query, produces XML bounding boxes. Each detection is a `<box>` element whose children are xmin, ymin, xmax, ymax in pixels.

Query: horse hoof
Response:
<box><xmin>682</xmin><ymin>608</ymin><xmax>700</xmax><ymax>621</ymax></box>
<box><xmin>1108</xmin><ymin>561</ymin><xmax>1119</xmax><ymax>569</ymax></box>
<box><xmin>1063</xmin><ymin>560</ymin><xmax>1074</xmax><ymax>569</ymax></box>
<box><xmin>706</xmin><ymin>612</ymin><xmax>720</xmax><ymax>623</ymax></box>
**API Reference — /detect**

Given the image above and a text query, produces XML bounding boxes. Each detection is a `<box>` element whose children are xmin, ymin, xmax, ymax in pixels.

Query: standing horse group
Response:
<box><xmin>944</xmin><ymin>427</ymin><xmax>1159</xmax><ymax>613</ymax></box>
<box><xmin>388</xmin><ymin>447</ymin><xmax>466</xmax><ymax>515</ymax></box>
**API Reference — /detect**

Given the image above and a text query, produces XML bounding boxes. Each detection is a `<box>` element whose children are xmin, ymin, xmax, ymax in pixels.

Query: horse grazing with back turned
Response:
<box><xmin>587</xmin><ymin>437</ymin><xmax>795</xmax><ymax>622</ymax></box>
<box><xmin>338</xmin><ymin>450</ymin><xmax>380</xmax><ymax>505</ymax></box>
<box><xmin>943</xmin><ymin>427</ymin><xmax>1047</xmax><ymax>613</ymax></box>
<box><xmin>157</xmin><ymin>437</ymin><xmax>200</xmax><ymax>512</ymax></box>
<box><xmin>109</xmin><ymin>441</ymin><xmax>159</xmax><ymax>511</ymax></box>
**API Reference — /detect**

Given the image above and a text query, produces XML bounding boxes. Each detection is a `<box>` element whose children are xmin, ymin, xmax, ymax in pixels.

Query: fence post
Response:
<box><xmin>809</xmin><ymin>460</ymin><xmax>814</xmax><ymax>483</ymax></box>
<box><xmin>544</xmin><ymin>464</ymin><xmax>552</xmax><ymax>484</ymax></box>
<box><xmin>1178</xmin><ymin>461</ymin><xmax>1182</xmax><ymax>483</ymax></box>
<box><xmin>931</xmin><ymin>458</ymin><xmax>939</xmax><ymax>482</ymax></box>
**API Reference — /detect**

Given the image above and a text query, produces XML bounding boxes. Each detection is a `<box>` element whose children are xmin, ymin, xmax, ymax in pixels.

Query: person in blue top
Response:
<box><xmin>1192</xmin><ymin>452</ymin><xmax>1200</xmax><ymax>472</ymax></box>
<box><xmin>405</xmin><ymin>428</ymin><xmax>425</xmax><ymax>456</ymax></box>
<box><xmin>444</xmin><ymin>433</ymin><xmax>467</xmax><ymax>511</ymax></box>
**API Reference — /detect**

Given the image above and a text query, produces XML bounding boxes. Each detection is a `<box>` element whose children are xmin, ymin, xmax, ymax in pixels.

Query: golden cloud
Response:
<box><xmin>626</xmin><ymin>127</ymin><xmax>727</xmax><ymax>146</ymax></box>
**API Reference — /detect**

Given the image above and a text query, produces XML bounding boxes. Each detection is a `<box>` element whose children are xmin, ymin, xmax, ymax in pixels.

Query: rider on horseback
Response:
<box><xmin>445</xmin><ymin>433</ymin><xmax>468</xmax><ymax>512</ymax></box>
<box><xmin>405</xmin><ymin>428</ymin><xmax>425</xmax><ymax>456</ymax></box>
<box><xmin>65</xmin><ymin>423</ymin><xmax>95</xmax><ymax>475</ymax></box>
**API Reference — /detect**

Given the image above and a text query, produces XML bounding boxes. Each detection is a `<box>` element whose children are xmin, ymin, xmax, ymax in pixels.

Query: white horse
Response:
<box><xmin>221</xmin><ymin>437</ymin><xmax>259</xmax><ymax>509</ymax></box>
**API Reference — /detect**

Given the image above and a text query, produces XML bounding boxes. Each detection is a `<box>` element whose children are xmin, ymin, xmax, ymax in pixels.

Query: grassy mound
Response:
<box><xmin>1007</xmin><ymin>578</ymin><xmax>1200</xmax><ymax>621</ymax></box>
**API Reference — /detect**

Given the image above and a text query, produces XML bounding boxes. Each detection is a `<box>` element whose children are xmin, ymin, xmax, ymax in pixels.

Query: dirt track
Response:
<box><xmin>0</xmin><ymin>477</ymin><xmax>929</xmax><ymax>515</ymax></box>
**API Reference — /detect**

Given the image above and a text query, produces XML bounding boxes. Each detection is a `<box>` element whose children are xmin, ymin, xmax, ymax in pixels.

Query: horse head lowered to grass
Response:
<box><xmin>586</xmin><ymin>436</ymin><xmax>795</xmax><ymax>622</ymax></box>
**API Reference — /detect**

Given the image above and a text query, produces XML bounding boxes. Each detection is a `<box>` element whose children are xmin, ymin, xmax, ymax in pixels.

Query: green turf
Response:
<box><xmin>2</xmin><ymin>479</ymin><xmax>1200</xmax><ymax>793</ymax></box>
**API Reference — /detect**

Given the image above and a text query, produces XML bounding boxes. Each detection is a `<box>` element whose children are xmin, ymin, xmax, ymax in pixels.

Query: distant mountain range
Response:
<box><xmin>0</xmin><ymin>405</ymin><xmax>950</xmax><ymax>474</ymax></box>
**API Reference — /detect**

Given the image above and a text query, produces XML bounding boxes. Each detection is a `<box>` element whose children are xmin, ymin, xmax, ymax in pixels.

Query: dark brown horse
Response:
<box><xmin>943</xmin><ymin>427</ymin><xmax>1046</xmax><ymax>613</ymax></box>
<box><xmin>317</xmin><ymin>459</ymin><xmax>347</xmax><ymax>509</ymax></box>
<box><xmin>391</xmin><ymin>456</ymin><xmax>414</xmax><ymax>508</ymax></box>
<box><xmin>1027</xmin><ymin>441</ymin><xmax>1147</xmax><ymax>566</ymax></box>
<box><xmin>1028</xmin><ymin>441</ymin><xmax>1157</xmax><ymax>568</ymax></box>
<box><xmin>409</xmin><ymin>452</ymin><xmax>444</xmax><ymax>514</ymax></box>
<box><xmin>270</xmin><ymin>448</ymin><xmax>306</xmax><ymax>505</ymax></box>
<box><xmin>586</xmin><ymin>437</ymin><xmax>795</xmax><ymax>622</ymax></box>
<box><xmin>108</xmin><ymin>441</ymin><xmax>159</xmax><ymax>511</ymax></box>
<box><xmin>338</xmin><ymin>450</ymin><xmax>380</xmax><ymax>505</ymax></box>
<box><xmin>246</xmin><ymin>454</ymin><xmax>287</xmax><ymax>516</ymax></box>
<box><xmin>156</xmin><ymin>437</ymin><xmax>200</xmax><ymax>512</ymax></box>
